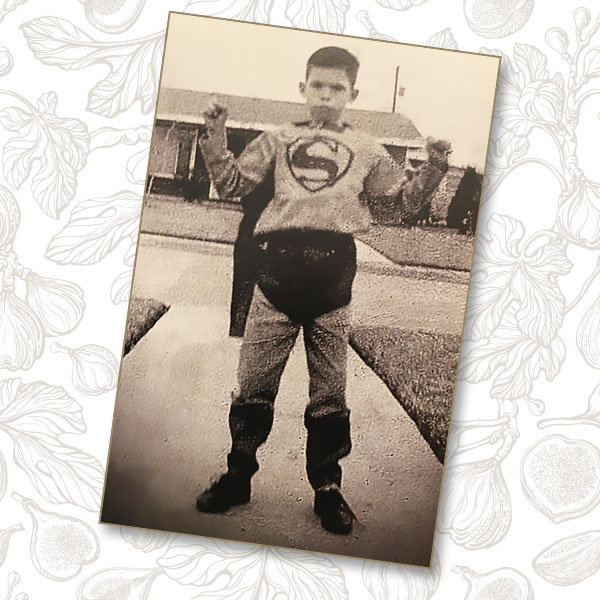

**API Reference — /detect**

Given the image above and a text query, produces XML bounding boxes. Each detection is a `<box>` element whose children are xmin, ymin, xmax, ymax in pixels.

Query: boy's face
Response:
<box><xmin>299</xmin><ymin>66</ymin><xmax>358</xmax><ymax>123</ymax></box>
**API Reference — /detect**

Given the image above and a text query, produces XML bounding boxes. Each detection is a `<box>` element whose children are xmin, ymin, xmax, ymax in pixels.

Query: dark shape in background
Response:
<box><xmin>447</xmin><ymin>166</ymin><xmax>483</xmax><ymax>234</ymax></box>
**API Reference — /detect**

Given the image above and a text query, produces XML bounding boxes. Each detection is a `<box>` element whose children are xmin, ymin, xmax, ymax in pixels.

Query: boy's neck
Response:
<box><xmin>307</xmin><ymin>116</ymin><xmax>346</xmax><ymax>132</ymax></box>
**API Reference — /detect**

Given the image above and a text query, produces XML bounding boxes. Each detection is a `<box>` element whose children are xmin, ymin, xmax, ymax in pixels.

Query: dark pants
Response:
<box><xmin>227</xmin><ymin>231</ymin><xmax>357</xmax><ymax>491</ymax></box>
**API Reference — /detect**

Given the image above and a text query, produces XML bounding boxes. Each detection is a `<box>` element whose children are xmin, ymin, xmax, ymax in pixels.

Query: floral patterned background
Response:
<box><xmin>1</xmin><ymin>0</ymin><xmax>600</xmax><ymax>598</ymax></box>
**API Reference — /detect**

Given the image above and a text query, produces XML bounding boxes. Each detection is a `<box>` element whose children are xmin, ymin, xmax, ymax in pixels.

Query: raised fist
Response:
<box><xmin>203</xmin><ymin>98</ymin><xmax>228</xmax><ymax>140</ymax></box>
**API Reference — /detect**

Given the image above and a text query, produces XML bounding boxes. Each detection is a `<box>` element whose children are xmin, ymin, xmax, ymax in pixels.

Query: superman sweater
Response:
<box><xmin>199</xmin><ymin>121</ymin><xmax>405</xmax><ymax>235</ymax></box>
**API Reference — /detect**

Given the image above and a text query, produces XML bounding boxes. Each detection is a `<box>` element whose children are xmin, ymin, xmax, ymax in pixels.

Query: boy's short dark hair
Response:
<box><xmin>306</xmin><ymin>47</ymin><xmax>360</xmax><ymax>86</ymax></box>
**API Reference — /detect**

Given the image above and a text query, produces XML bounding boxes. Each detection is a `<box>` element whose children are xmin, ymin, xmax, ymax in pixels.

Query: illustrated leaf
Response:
<box><xmin>285</xmin><ymin>0</ymin><xmax>349</xmax><ymax>33</ymax></box>
<box><xmin>466</xmin><ymin>215</ymin><xmax>524</xmax><ymax>341</ymax></box>
<box><xmin>0</xmin><ymin>379</ymin><xmax>104</xmax><ymax>511</ymax></box>
<box><xmin>0</xmin><ymin>379</ymin><xmax>85</xmax><ymax>437</ymax></box>
<box><xmin>426</xmin><ymin>28</ymin><xmax>458</xmax><ymax>50</ymax></box>
<box><xmin>46</xmin><ymin>191</ymin><xmax>142</xmax><ymax>265</ymax></box>
<box><xmin>9</xmin><ymin>431</ymin><xmax>104</xmax><ymax>510</ymax></box>
<box><xmin>363</xmin><ymin>549</ymin><xmax>440</xmax><ymax>599</ymax></box>
<box><xmin>158</xmin><ymin>538</ymin><xmax>348</xmax><ymax>600</ymax></box>
<box><xmin>185</xmin><ymin>0</ymin><xmax>274</xmax><ymax>22</ymax></box>
<box><xmin>460</xmin><ymin>306</ymin><xmax>566</xmax><ymax>399</ymax></box>
<box><xmin>513</xmin><ymin>43</ymin><xmax>549</xmax><ymax>86</ymax></box>
<box><xmin>583</xmin><ymin>47</ymin><xmax>600</xmax><ymax>79</ymax></box>
<box><xmin>465</xmin><ymin>214</ymin><xmax>570</xmax><ymax>345</ymax></box>
<box><xmin>0</xmin><ymin>92</ymin><xmax>89</xmax><ymax>218</ymax></box>
<box><xmin>356</xmin><ymin>10</ymin><xmax>397</xmax><ymax>41</ymax></box>
<box><xmin>0</xmin><ymin>0</ymin><xmax>27</xmax><ymax>22</ymax></box>
<box><xmin>513</xmin><ymin>234</ymin><xmax>570</xmax><ymax>344</ymax></box>
<box><xmin>0</xmin><ymin>106</ymin><xmax>31</xmax><ymax>131</ymax></box>
<box><xmin>263</xmin><ymin>548</ymin><xmax>348</xmax><ymax>600</ymax></box>
<box><xmin>111</xmin><ymin>271</ymin><xmax>132</xmax><ymax>305</ymax></box>
<box><xmin>21</xmin><ymin>17</ymin><xmax>164</xmax><ymax>117</ymax></box>
<box><xmin>124</xmin><ymin>240</ymin><xmax>137</xmax><ymax>266</ymax></box>
<box><xmin>159</xmin><ymin>538</ymin><xmax>265</xmax><ymax>598</ymax></box>
<box><xmin>492</xmin><ymin>334</ymin><xmax>565</xmax><ymax>399</ymax></box>
<box><xmin>480</xmin><ymin>46</ymin><xmax>503</xmax><ymax>58</ymax></box>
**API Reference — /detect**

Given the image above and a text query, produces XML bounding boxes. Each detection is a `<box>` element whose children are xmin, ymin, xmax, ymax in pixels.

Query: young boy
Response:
<box><xmin>196</xmin><ymin>46</ymin><xmax>405</xmax><ymax>535</ymax></box>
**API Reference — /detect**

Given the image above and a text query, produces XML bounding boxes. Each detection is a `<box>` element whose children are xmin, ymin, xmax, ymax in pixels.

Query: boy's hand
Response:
<box><xmin>203</xmin><ymin>98</ymin><xmax>228</xmax><ymax>147</ymax></box>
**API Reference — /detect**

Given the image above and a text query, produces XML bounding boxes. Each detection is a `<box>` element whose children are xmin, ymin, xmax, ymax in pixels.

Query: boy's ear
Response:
<box><xmin>299</xmin><ymin>81</ymin><xmax>306</xmax><ymax>96</ymax></box>
<box><xmin>351</xmin><ymin>88</ymin><xmax>359</xmax><ymax>102</ymax></box>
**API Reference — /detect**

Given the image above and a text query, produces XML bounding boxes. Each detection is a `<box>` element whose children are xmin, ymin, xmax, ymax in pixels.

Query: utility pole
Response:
<box><xmin>392</xmin><ymin>65</ymin><xmax>399</xmax><ymax>113</ymax></box>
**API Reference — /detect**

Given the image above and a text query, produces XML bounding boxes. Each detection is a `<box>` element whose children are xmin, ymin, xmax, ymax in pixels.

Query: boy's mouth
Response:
<box><xmin>310</xmin><ymin>105</ymin><xmax>341</xmax><ymax>122</ymax></box>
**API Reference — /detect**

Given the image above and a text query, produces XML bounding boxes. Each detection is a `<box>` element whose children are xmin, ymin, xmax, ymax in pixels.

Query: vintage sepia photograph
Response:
<box><xmin>100</xmin><ymin>11</ymin><xmax>500</xmax><ymax>566</ymax></box>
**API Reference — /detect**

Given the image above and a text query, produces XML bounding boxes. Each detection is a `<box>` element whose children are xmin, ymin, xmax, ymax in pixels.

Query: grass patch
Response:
<box><xmin>141</xmin><ymin>195</ymin><xmax>241</xmax><ymax>245</ymax></box>
<box><xmin>141</xmin><ymin>196</ymin><xmax>475</xmax><ymax>272</ymax></box>
<box><xmin>350</xmin><ymin>326</ymin><xmax>461</xmax><ymax>463</ymax></box>
<box><xmin>124</xmin><ymin>297</ymin><xmax>170</xmax><ymax>356</ymax></box>
<box><xmin>358</xmin><ymin>224</ymin><xmax>474</xmax><ymax>271</ymax></box>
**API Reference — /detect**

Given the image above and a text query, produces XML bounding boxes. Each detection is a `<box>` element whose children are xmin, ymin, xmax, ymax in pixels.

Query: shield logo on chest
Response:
<box><xmin>286</xmin><ymin>136</ymin><xmax>354</xmax><ymax>192</ymax></box>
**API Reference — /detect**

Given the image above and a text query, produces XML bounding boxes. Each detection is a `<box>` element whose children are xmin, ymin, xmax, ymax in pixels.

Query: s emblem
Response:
<box><xmin>286</xmin><ymin>136</ymin><xmax>354</xmax><ymax>192</ymax></box>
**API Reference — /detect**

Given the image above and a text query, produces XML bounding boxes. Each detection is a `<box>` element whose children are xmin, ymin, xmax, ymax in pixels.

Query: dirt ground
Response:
<box><xmin>100</xmin><ymin>234</ymin><xmax>467</xmax><ymax>566</ymax></box>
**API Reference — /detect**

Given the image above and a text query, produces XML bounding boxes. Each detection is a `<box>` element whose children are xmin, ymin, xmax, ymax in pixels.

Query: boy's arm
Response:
<box><xmin>362</xmin><ymin>146</ymin><xmax>406</xmax><ymax>201</ymax></box>
<box><xmin>198</xmin><ymin>101</ymin><xmax>276</xmax><ymax>199</ymax></box>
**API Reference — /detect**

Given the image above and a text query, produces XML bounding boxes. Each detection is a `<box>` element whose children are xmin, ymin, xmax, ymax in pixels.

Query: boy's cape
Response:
<box><xmin>229</xmin><ymin>170</ymin><xmax>275</xmax><ymax>337</ymax></box>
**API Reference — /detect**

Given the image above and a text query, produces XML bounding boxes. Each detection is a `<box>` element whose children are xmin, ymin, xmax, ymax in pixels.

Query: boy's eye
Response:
<box><xmin>311</xmin><ymin>82</ymin><xmax>323</xmax><ymax>89</ymax></box>
<box><xmin>332</xmin><ymin>85</ymin><xmax>345</xmax><ymax>92</ymax></box>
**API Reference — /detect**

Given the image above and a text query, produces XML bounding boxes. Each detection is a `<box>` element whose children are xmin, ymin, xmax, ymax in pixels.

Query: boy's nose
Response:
<box><xmin>319</xmin><ymin>88</ymin><xmax>332</xmax><ymax>101</ymax></box>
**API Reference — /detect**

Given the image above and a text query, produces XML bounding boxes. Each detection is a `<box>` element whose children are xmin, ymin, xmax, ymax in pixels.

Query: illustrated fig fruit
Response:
<box><xmin>558</xmin><ymin>180</ymin><xmax>600</xmax><ymax>249</ymax></box>
<box><xmin>533</xmin><ymin>530</ymin><xmax>600</xmax><ymax>586</ymax></box>
<box><xmin>120</xmin><ymin>527</ymin><xmax>170</xmax><ymax>552</ymax></box>
<box><xmin>51</xmin><ymin>342</ymin><xmax>119</xmax><ymax>396</ymax></box>
<box><xmin>0</xmin><ymin>288</ymin><xmax>44</xmax><ymax>370</ymax></box>
<box><xmin>453</xmin><ymin>565</ymin><xmax>533</xmax><ymax>599</ymax></box>
<box><xmin>77</xmin><ymin>567</ymin><xmax>160</xmax><ymax>600</ymax></box>
<box><xmin>0</xmin><ymin>185</ymin><xmax>20</xmax><ymax>249</ymax></box>
<box><xmin>80</xmin><ymin>0</ymin><xmax>146</xmax><ymax>33</ymax></box>
<box><xmin>574</xmin><ymin>7</ymin><xmax>591</xmax><ymax>32</ymax></box>
<box><xmin>521</xmin><ymin>435</ymin><xmax>600</xmax><ymax>523</ymax></box>
<box><xmin>4</xmin><ymin>572</ymin><xmax>20</xmax><ymax>600</ymax></box>
<box><xmin>0</xmin><ymin>524</ymin><xmax>23</xmax><ymax>568</ymax></box>
<box><xmin>0</xmin><ymin>46</ymin><xmax>13</xmax><ymax>77</ymax></box>
<box><xmin>0</xmin><ymin>451</ymin><xmax>7</xmax><ymax>503</ymax></box>
<box><xmin>576</xmin><ymin>291</ymin><xmax>600</xmax><ymax>368</ymax></box>
<box><xmin>464</xmin><ymin>0</ymin><xmax>534</xmax><ymax>39</ymax></box>
<box><xmin>438</xmin><ymin>457</ymin><xmax>511</xmax><ymax>549</ymax></box>
<box><xmin>24</xmin><ymin>272</ymin><xmax>84</xmax><ymax>336</ymax></box>
<box><xmin>12</xmin><ymin>493</ymin><xmax>100</xmax><ymax>581</ymax></box>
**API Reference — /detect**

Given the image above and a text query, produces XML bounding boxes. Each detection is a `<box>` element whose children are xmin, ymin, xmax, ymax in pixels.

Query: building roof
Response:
<box><xmin>157</xmin><ymin>87</ymin><xmax>424</xmax><ymax>148</ymax></box>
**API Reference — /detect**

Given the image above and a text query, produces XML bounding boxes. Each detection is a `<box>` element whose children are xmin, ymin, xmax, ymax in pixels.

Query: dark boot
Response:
<box><xmin>314</xmin><ymin>488</ymin><xmax>357</xmax><ymax>535</ymax></box>
<box><xmin>304</xmin><ymin>408</ymin><xmax>352</xmax><ymax>491</ymax></box>
<box><xmin>304</xmin><ymin>408</ymin><xmax>356</xmax><ymax>534</ymax></box>
<box><xmin>196</xmin><ymin>472</ymin><xmax>251</xmax><ymax>513</ymax></box>
<box><xmin>196</xmin><ymin>398</ymin><xmax>274</xmax><ymax>513</ymax></box>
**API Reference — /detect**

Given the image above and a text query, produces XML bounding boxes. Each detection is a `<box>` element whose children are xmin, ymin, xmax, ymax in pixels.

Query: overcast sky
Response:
<box><xmin>161</xmin><ymin>12</ymin><xmax>499</xmax><ymax>170</ymax></box>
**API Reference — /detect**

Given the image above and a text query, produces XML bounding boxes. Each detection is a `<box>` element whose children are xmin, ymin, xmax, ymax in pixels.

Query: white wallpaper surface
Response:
<box><xmin>1</xmin><ymin>0</ymin><xmax>599</xmax><ymax>598</ymax></box>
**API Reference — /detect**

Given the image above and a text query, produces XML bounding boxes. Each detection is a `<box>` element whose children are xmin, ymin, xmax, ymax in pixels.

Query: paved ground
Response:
<box><xmin>101</xmin><ymin>234</ymin><xmax>468</xmax><ymax>566</ymax></box>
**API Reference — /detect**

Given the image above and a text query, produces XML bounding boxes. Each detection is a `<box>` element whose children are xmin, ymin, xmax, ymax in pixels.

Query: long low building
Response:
<box><xmin>147</xmin><ymin>87</ymin><xmax>426</xmax><ymax>200</ymax></box>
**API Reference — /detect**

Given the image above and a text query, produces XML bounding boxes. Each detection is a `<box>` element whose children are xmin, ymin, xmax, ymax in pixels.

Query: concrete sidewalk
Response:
<box><xmin>101</xmin><ymin>234</ymin><xmax>460</xmax><ymax>565</ymax></box>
